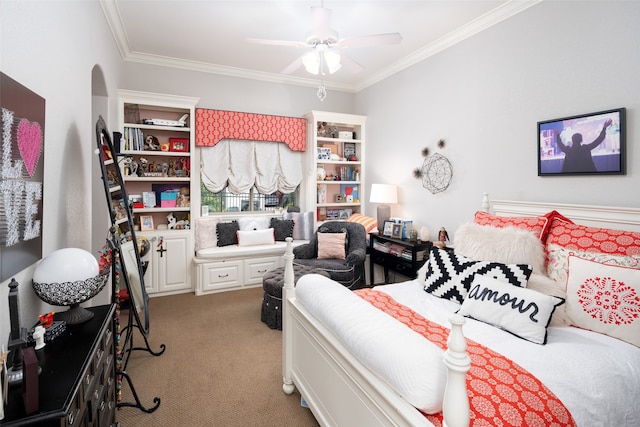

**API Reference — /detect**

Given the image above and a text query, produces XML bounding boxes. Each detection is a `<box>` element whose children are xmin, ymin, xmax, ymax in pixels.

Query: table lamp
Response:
<box><xmin>369</xmin><ymin>184</ymin><xmax>398</xmax><ymax>231</ymax></box>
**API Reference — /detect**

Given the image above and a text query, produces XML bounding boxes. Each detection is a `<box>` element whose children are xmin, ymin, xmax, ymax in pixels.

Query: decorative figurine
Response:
<box><xmin>38</xmin><ymin>312</ymin><xmax>55</xmax><ymax>328</ymax></box>
<box><xmin>33</xmin><ymin>326</ymin><xmax>46</xmax><ymax>350</ymax></box>
<box><xmin>439</xmin><ymin>227</ymin><xmax>449</xmax><ymax>244</ymax></box>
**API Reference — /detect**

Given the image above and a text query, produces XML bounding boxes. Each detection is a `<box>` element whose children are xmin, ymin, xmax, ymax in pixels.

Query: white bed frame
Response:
<box><xmin>281</xmin><ymin>194</ymin><xmax>640</xmax><ymax>427</ymax></box>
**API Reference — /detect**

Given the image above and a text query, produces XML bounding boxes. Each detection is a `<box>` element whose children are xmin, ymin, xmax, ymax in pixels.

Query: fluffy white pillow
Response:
<box><xmin>236</xmin><ymin>228</ymin><xmax>275</xmax><ymax>247</ymax></box>
<box><xmin>566</xmin><ymin>256</ymin><xmax>640</xmax><ymax>347</ymax></box>
<box><xmin>458</xmin><ymin>275</ymin><xmax>565</xmax><ymax>344</ymax></box>
<box><xmin>454</xmin><ymin>222</ymin><xmax>546</xmax><ymax>274</ymax></box>
<box><xmin>237</xmin><ymin>216</ymin><xmax>271</xmax><ymax>231</ymax></box>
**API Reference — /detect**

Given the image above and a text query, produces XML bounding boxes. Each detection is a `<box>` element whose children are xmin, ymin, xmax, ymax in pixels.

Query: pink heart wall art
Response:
<box><xmin>17</xmin><ymin>118</ymin><xmax>43</xmax><ymax>177</ymax></box>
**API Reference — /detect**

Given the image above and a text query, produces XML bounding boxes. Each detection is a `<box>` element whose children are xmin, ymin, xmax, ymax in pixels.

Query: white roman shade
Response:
<box><xmin>200</xmin><ymin>139</ymin><xmax>303</xmax><ymax>194</ymax></box>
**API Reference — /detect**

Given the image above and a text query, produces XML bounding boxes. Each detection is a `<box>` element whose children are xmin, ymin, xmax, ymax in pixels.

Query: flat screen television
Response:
<box><xmin>538</xmin><ymin>108</ymin><xmax>625</xmax><ymax>176</ymax></box>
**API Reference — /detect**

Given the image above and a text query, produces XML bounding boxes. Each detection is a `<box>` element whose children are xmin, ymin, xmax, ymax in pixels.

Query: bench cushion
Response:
<box><xmin>195</xmin><ymin>240</ymin><xmax>308</xmax><ymax>260</ymax></box>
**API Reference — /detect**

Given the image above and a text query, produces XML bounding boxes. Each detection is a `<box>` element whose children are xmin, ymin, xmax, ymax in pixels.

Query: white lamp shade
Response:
<box><xmin>324</xmin><ymin>51</ymin><xmax>342</xmax><ymax>74</ymax></box>
<box><xmin>33</xmin><ymin>248</ymin><xmax>99</xmax><ymax>283</ymax></box>
<box><xmin>303</xmin><ymin>51</ymin><xmax>320</xmax><ymax>75</ymax></box>
<box><xmin>370</xmin><ymin>184</ymin><xmax>398</xmax><ymax>204</ymax></box>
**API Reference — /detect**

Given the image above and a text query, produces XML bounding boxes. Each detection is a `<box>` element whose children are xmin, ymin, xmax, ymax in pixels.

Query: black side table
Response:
<box><xmin>369</xmin><ymin>233</ymin><xmax>432</xmax><ymax>286</ymax></box>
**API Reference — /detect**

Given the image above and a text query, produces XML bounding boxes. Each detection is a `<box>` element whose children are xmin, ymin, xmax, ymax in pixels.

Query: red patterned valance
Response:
<box><xmin>195</xmin><ymin>109</ymin><xmax>306</xmax><ymax>151</ymax></box>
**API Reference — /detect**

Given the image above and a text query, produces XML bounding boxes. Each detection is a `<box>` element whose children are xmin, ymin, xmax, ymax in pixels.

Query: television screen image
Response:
<box><xmin>538</xmin><ymin>108</ymin><xmax>625</xmax><ymax>176</ymax></box>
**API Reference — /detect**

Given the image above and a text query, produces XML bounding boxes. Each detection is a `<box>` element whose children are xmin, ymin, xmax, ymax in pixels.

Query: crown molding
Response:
<box><xmin>100</xmin><ymin>0</ymin><xmax>542</xmax><ymax>94</ymax></box>
<box><xmin>355</xmin><ymin>0</ymin><xmax>543</xmax><ymax>92</ymax></box>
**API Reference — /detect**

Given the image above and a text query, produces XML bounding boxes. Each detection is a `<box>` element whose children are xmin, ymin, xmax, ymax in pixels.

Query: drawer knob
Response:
<box><xmin>218</xmin><ymin>273</ymin><xmax>229</xmax><ymax>278</ymax></box>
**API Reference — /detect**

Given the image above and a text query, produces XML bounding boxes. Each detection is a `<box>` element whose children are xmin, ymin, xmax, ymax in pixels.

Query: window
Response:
<box><xmin>201</xmin><ymin>182</ymin><xmax>298</xmax><ymax>213</ymax></box>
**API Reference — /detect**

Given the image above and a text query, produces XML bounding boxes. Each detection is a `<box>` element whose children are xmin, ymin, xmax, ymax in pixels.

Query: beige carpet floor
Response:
<box><xmin>115</xmin><ymin>287</ymin><xmax>320</xmax><ymax>426</ymax></box>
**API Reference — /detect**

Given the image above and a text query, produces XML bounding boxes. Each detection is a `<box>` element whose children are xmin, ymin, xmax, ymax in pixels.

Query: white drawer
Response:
<box><xmin>244</xmin><ymin>256</ymin><xmax>280</xmax><ymax>285</ymax></box>
<box><xmin>199</xmin><ymin>260</ymin><xmax>243</xmax><ymax>292</ymax></box>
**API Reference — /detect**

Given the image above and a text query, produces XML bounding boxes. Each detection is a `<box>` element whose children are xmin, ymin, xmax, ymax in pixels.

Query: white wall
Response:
<box><xmin>0</xmin><ymin>0</ymin><xmax>123</xmax><ymax>346</ymax></box>
<box><xmin>357</xmin><ymin>0</ymin><xmax>640</xmax><ymax>239</ymax></box>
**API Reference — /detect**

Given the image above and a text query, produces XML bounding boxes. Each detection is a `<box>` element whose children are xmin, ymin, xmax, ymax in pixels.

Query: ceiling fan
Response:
<box><xmin>247</xmin><ymin>3</ymin><xmax>402</xmax><ymax>76</ymax></box>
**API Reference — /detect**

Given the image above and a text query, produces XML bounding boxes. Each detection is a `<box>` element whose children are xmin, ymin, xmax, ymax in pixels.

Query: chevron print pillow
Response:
<box><xmin>423</xmin><ymin>247</ymin><xmax>533</xmax><ymax>304</ymax></box>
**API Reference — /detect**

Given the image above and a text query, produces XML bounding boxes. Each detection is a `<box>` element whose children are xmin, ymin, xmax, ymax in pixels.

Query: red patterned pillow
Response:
<box><xmin>474</xmin><ymin>211</ymin><xmax>549</xmax><ymax>240</ymax></box>
<box><xmin>546</xmin><ymin>218</ymin><xmax>640</xmax><ymax>256</ymax></box>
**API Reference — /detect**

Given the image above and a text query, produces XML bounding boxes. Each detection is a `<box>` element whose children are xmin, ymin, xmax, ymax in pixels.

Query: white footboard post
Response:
<box><xmin>442</xmin><ymin>314</ymin><xmax>471</xmax><ymax>427</ymax></box>
<box><xmin>282</xmin><ymin>237</ymin><xmax>296</xmax><ymax>395</ymax></box>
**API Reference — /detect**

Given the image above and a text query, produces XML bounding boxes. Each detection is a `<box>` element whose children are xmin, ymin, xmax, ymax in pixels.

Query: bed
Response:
<box><xmin>281</xmin><ymin>194</ymin><xmax>640</xmax><ymax>427</ymax></box>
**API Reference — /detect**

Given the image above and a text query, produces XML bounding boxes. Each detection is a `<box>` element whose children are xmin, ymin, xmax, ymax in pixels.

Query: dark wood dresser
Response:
<box><xmin>2</xmin><ymin>304</ymin><xmax>118</xmax><ymax>426</ymax></box>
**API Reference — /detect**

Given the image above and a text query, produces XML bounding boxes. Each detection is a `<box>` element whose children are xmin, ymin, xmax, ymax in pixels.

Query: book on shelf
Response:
<box><xmin>373</xmin><ymin>241</ymin><xmax>390</xmax><ymax>253</ymax></box>
<box><xmin>388</xmin><ymin>244</ymin><xmax>405</xmax><ymax>256</ymax></box>
<box><xmin>338</xmin><ymin>166</ymin><xmax>357</xmax><ymax>181</ymax></box>
<box><xmin>124</xmin><ymin>127</ymin><xmax>145</xmax><ymax>151</ymax></box>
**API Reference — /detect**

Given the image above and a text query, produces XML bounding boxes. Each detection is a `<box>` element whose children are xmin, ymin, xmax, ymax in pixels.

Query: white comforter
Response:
<box><xmin>297</xmin><ymin>276</ymin><xmax>640</xmax><ymax>427</ymax></box>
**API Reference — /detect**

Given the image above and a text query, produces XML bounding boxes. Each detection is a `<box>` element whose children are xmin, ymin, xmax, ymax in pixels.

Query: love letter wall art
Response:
<box><xmin>0</xmin><ymin>72</ymin><xmax>44</xmax><ymax>282</ymax></box>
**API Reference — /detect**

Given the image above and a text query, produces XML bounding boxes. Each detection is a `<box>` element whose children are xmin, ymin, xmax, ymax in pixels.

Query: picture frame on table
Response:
<box><xmin>537</xmin><ymin>108</ymin><xmax>625</xmax><ymax>176</ymax></box>
<box><xmin>391</xmin><ymin>223</ymin><xmax>403</xmax><ymax>239</ymax></box>
<box><xmin>382</xmin><ymin>221</ymin><xmax>394</xmax><ymax>237</ymax></box>
<box><xmin>140</xmin><ymin>215</ymin><xmax>154</xmax><ymax>231</ymax></box>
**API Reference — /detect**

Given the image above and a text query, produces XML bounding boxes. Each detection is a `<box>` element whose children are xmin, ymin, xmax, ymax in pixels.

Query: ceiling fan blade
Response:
<box><xmin>339</xmin><ymin>53</ymin><xmax>365</xmax><ymax>74</ymax></box>
<box><xmin>246</xmin><ymin>37</ymin><xmax>307</xmax><ymax>48</ymax></box>
<box><xmin>339</xmin><ymin>33</ymin><xmax>403</xmax><ymax>48</ymax></box>
<box><xmin>282</xmin><ymin>56</ymin><xmax>304</xmax><ymax>74</ymax></box>
<box><xmin>311</xmin><ymin>6</ymin><xmax>333</xmax><ymax>39</ymax></box>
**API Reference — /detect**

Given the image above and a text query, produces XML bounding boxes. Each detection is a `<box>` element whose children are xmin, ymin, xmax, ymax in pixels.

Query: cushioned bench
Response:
<box><xmin>193</xmin><ymin>214</ymin><xmax>311</xmax><ymax>295</ymax></box>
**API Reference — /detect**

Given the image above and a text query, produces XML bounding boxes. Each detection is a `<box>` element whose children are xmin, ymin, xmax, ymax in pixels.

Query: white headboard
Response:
<box><xmin>481</xmin><ymin>193</ymin><xmax>640</xmax><ymax>232</ymax></box>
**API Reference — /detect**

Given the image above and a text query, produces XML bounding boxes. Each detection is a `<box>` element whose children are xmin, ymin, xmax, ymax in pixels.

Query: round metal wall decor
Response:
<box><xmin>421</xmin><ymin>153</ymin><xmax>453</xmax><ymax>194</ymax></box>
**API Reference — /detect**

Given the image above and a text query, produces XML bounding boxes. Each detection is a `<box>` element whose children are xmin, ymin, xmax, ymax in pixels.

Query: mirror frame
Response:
<box><xmin>95</xmin><ymin>115</ymin><xmax>150</xmax><ymax>336</ymax></box>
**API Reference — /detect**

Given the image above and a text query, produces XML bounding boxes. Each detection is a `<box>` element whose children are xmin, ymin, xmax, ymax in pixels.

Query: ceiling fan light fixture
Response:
<box><xmin>324</xmin><ymin>50</ymin><xmax>341</xmax><ymax>74</ymax></box>
<box><xmin>302</xmin><ymin>51</ymin><xmax>320</xmax><ymax>75</ymax></box>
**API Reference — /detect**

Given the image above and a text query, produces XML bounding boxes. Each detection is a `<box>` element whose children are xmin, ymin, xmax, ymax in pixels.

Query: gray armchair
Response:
<box><xmin>293</xmin><ymin>221</ymin><xmax>367</xmax><ymax>289</ymax></box>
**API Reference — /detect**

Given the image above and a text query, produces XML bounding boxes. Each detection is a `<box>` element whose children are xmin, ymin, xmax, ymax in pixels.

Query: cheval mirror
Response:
<box><xmin>95</xmin><ymin>115</ymin><xmax>150</xmax><ymax>335</ymax></box>
<box><xmin>95</xmin><ymin>115</ymin><xmax>163</xmax><ymax>413</ymax></box>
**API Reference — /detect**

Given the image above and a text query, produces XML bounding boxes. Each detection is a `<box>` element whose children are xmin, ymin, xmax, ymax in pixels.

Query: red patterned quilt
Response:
<box><xmin>354</xmin><ymin>288</ymin><xmax>576</xmax><ymax>427</ymax></box>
